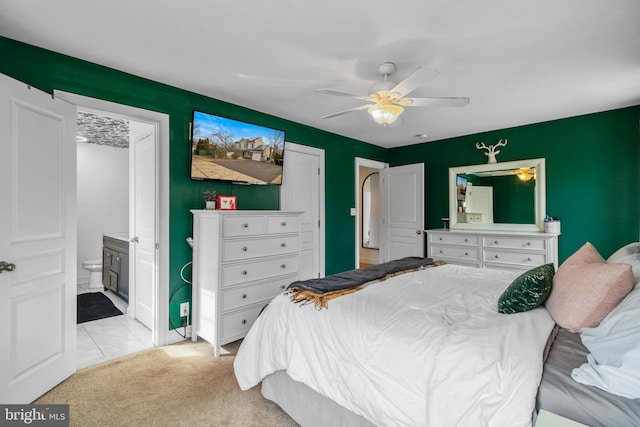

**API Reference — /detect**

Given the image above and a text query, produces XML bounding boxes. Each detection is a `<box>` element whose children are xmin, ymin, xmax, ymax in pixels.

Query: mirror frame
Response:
<box><xmin>449</xmin><ymin>158</ymin><xmax>546</xmax><ymax>232</ymax></box>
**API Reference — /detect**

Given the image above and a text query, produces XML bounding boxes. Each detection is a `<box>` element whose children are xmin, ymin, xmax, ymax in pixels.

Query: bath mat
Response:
<box><xmin>77</xmin><ymin>292</ymin><xmax>123</xmax><ymax>324</ymax></box>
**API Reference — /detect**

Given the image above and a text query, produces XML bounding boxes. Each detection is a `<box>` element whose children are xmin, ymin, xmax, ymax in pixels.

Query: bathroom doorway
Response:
<box><xmin>75</xmin><ymin>111</ymin><xmax>154</xmax><ymax>368</ymax></box>
<box><xmin>55</xmin><ymin>90</ymin><xmax>170</xmax><ymax>368</ymax></box>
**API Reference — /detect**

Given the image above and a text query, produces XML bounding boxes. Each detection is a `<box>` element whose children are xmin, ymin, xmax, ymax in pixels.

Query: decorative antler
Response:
<box><xmin>476</xmin><ymin>139</ymin><xmax>508</xmax><ymax>163</ymax></box>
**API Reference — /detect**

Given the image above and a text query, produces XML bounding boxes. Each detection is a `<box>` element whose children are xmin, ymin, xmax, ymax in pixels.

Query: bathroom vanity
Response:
<box><xmin>102</xmin><ymin>234</ymin><xmax>129</xmax><ymax>302</ymax></box>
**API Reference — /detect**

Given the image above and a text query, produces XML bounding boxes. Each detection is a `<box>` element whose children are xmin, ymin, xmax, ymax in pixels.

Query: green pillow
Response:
<box><xmin>498</xmin><ymin>263</ymin><xmax>555</xmax><ymax>314</ymax></box>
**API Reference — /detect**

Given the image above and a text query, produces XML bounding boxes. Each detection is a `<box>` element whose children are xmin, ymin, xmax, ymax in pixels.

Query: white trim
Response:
<box><xmin>281</xmin><ymin>142</ymin><xmax>325</xmax><ymax>278</ymax></box>
<box><xmin>354</xmin><ymin>157</ymin><xmax>387</xmax><ymax>268</ymax></box>
<box><xmin>53</xmin><ymin>90</ymin><xmax>170</xmax><ymax>347</ymax></box>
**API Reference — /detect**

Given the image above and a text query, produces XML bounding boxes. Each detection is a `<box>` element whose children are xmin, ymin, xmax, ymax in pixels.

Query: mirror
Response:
<box><xmin>362</xmin><ymin>173</ymin><xmax>381</xmax><ymax>248</ymax></box>
<box><xmin>449</xmin><ymin>158</ymin><xmax>546</xmax><ymax>232</ymax></box>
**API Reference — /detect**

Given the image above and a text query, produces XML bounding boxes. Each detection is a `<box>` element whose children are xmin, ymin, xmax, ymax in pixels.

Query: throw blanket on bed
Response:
<box><xmin>286</xmin><ymin>256</ymin><xmax>441</xmax><ymax>308</ymax></box>
<box><xmin>234</xmin><ymin>264</ymin><xmax>556</xmax><ymax>427</ymax></box>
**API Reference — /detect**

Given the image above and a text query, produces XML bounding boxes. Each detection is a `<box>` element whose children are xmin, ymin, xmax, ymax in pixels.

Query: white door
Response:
<box><xmin>0</xmin><ymin>74</ymin><xmax>77</xmax><ymax>403</ymax></box>
<box><xmin>468</xmin><ymin>185</ymin><xmax>494</xmax><ymax>223</ymax></box>
<box><xmin>281</xmin><ymin>143</ymin><xmax>325</xmax><ymax>279</ymax></box>
<box><xmin>130</xmin><ymin>123</ymin><xmax>156</xmax><ymax>330</ymax></box>
<box><xmin>380</xmin><ymin>163</ymin><xmax>424</xmax><ymax>262</ymax></box>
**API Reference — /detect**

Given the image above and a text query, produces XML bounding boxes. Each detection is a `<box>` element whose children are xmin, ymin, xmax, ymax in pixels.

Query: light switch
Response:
<box><xmin>350</xmin><ymin>208</ymin><xmax>356</xmax><ymax>216</ymax></box>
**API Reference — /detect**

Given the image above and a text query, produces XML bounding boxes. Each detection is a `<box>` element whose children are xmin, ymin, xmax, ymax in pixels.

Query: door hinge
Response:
<box><xmin>155</xmin><ymin>242</ymin><xmax>159</xmax><ymax>249</ymax></box>
<box><xmin>317</xmin><ymin>168</ymin><xmax>320</xmax><ymax>175</ymax></box>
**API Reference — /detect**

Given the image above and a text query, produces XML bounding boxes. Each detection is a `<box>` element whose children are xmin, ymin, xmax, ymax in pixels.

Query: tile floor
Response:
<box><xmin>76</xmin><ymin>284</ymin><xmax>153</xmax><ymax>370</ymax></box>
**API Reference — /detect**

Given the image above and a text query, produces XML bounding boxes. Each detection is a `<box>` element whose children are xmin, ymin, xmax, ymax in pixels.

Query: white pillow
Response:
<box><xmin>571</xmin><ymin>283</ymin><xmax>640</xmax><ymax>398</ymax></box>
<box><xmin>607</xmin><ymin>242</ymin><xmax>640</xmax><ymax>282</ymax></box>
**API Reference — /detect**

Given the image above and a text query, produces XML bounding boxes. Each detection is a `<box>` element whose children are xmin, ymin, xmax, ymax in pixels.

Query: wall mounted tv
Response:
<box><xmin>190</xmin><ymin>110</ymin><xmax>286</xmax><ymax>185</ymax></box>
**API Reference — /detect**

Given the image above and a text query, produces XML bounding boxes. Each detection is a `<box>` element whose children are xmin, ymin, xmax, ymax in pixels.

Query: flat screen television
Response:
<box><xmin>456</xmin><ymin>175</ymin><xmax>468</xmax><ymax>201</ymax></box>
<box><xmin>190</xmin><ymin>110</ymin><xmax>286</xmax><ymax>185</ymax></box>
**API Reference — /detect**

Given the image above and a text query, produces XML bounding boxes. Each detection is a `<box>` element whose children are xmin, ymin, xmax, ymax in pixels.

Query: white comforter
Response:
<box><xmin>234</xmin><ymin>264</ymin><xmax>555</xmax><ymax>427</ymax></box>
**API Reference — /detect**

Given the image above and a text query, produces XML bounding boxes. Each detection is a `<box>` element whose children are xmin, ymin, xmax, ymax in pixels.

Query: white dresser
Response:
<box><xmin>191</xmin><ymin>210</ymin><xmax>302</xmax><ymax>356</ymax></box>
<box><xmin>426</xmin><ymin>229</ymin><xmax>559</xmax><ymax>272</ymax></box>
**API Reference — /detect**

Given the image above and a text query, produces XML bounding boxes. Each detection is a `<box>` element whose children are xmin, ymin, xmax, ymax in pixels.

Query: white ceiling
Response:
<box><xmin>1</xmin><ymin>0</ymin><xmax>639</xmax><ymax>148</ymax></box>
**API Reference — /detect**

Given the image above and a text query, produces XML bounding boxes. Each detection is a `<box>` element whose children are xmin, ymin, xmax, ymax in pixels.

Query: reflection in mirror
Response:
<box><xmin>449</xmin><ymin>159</ymin><xmax>546</xmax><ymax>232</ymax></box>
<box><xmin>362</xmin><ymin>173</ymin><xmax>380</xmax><ymax>248</ymax></box>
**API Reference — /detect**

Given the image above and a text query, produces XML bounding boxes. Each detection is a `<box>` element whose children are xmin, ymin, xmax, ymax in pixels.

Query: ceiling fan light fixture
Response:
<box><xmin>368</xmin><ymin>104</ymin><xmax>404</xmax><ymax>126</ymax></box>
<box><xmin>516</xmin><ymin>168</ymin><xmax>535</xmax><ymax>181</ymax></box>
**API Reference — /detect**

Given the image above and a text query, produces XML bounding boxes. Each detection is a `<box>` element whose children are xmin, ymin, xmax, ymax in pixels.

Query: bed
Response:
<box><xmin>233</xmin><ymin>243</ymin><xmax>640</xmax><ymax>427</ymax></box>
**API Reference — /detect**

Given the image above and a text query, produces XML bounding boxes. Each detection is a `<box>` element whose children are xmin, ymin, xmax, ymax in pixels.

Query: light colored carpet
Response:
<box><xmin>35</xmin><ymin>339</ymin><xmax>298</xmax><ymax>427</ymax></box>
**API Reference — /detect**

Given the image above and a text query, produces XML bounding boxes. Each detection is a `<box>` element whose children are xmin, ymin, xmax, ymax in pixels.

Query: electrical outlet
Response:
<box><xmin>180</xmin><ymin>302</ymin><xmax>189</xmax><ymax>317</ymax></box>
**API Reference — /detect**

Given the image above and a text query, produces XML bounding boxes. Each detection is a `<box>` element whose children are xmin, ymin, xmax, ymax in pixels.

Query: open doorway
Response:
<box><xmin>355</xmin><ymin>158</ymin><xmax>387</xmax><ymax>268</ymax></box>
<box><xmin>54</xmin><ymin>90</ymin><xmax>171</xmax><ymax>365</ymax></box>
<box><xmin>75</xmin><ymin>110</ymin><xmax>155</xmax><ymax>368</ymax></box>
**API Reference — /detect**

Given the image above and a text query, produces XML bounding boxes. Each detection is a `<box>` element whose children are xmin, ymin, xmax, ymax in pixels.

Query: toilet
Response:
<box><xmin>82</xmin><ymin>259</ymin><xmax>103</xmax><ymax>289</ymax></box>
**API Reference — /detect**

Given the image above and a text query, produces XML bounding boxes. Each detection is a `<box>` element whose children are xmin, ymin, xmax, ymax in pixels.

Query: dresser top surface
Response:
<box><xmin>427</xmin><ymin>228</ymin><xmax>560</xmax><ymax>238</ymax></box>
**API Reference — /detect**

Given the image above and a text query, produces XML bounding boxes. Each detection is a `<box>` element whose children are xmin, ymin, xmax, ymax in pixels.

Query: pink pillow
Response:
<box><xmin>562</xmin><ymin>241</ymin><xmax>605</xmax><ymax>265</ymax></box>
<box><xmin>545</xmin><ymin>242</ymin><xmax>634</xmax><ymax>332</ymax></box>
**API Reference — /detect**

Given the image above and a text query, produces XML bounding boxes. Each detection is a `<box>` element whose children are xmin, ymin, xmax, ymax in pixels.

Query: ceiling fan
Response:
<box><xmin>317</xmin><ymin>62</ymin><xmax>470</xmax><ymax>126</ymax></box>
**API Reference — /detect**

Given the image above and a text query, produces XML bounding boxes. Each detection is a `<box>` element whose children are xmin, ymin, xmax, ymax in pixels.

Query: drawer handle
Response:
<box><xmin>281</xmin><ymin>221</ymin><xmax>287</xmax><ymax>226</ymax></box>
<box><xmin>241</xmin><ymin>293</ymin><xmax>247</xmax><ymax>299</ymax></box>
<box><xmin>439</xmin><ymin>237</ymin><xmax>443</xmax><ymax>241</ymax></box>
<box><xmin>241</xmin><ymin>319</ymin><xmax>247</xmax><ymax>325</ymax></box>
<box><xmin>494</xmin><ymin>240</ymin><xmax>499</xmax><ymax>244</ymax></box>
<box><xmin>494</xmin><ymin>255</ymin><xmax>500</xmax><ymax>259</ymax></box>
<box><xmin>439</xmin><ymin>250</ymin><xmax>444</xmax><ymax>254</ymax></box>
<box><xmin>280</xmin><ymin>285</ymin><xmax>286</xmax><ymax>289</ymax></box>
<box><xmin>242</xmin><ymin>246</ymin><xmax>248</xmax><ymax>252</ymax></box>
<box><xmin>464</xmin><ymin>252</ymin><xmax>469</xmax><ymax>256</ymax></box>
<box><xmin>526</xmin><ymin>242</ymin><xmax>532</xmax><ymax>246</ymax></box>
<box><xmin>464</xmin><ymin>238</ymin><xmax>468</xmax><ymax>242</ymax></box>
<box><xmin>280</xmin><ymin>264</ymin><xmax>286</xmax><ymax>269</ymax></box>
<box><xmin>280</xmin><ymin>242</ymin><xmax>286</xmax><ymax>247</ymax></box>
<box><xmin>527</xmin><ymin>257</ymin><xmax>532</xmax><ymax>262</ymax></box>
<box><xmin>243</xmin><ymin>223</ymin><xmax>249</xmax><ymax>228</ymax></box>
<box><xmin>242</xmin><ymin>270</ymin><xmax>248</xmax><ymax>275</ymax></box>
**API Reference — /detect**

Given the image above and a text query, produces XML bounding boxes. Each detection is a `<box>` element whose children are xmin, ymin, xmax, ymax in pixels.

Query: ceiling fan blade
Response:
<box><xmin>321</xmin><ymin>104</ymin><xmax>371</xmax><ymax>119</ymax></box>
<box><xmin>389</xmin><ymin>67</ymin><xmax>440</xmax><ymax>98</ymax></box>
<box><xmin>400</xmin><ymin>96</ymin><xmax>470</xmax><ymax>108</ymax></box>
<box><xmin>316</xmin><ymin>88</ymin><xmax>373</xmax><ymax>101</ymax></box>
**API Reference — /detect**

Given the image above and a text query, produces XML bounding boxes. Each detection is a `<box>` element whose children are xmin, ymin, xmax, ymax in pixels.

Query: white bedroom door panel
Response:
<box><xmin>131</xmin><ymin>123</ymin><xmax>156</xmax><ymax>330</ymax></box>
<box><xmin>281</xmin><ymin>143</ymin><xmax>324</xmax><ymax>279</ymax></box>
<box><xmin>0</xmin><ymin>73</ymin><xmax>77</xmax><ymax>403</ymax></box>
<box><xmin>380</xmin><ymin>163</ymin><xmax>424</xmax><ymax>262</ymax></box>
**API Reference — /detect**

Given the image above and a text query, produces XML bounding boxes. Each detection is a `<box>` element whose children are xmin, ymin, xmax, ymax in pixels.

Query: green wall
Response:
<box><xmin>3</xmin><ymin>36</ymin><xmax>639</xmax><ymax>330</ymax></box>
<box><xmin>0</xmin><ymin>36</ymin><xmax>387</xmax><ymax>330</ymax></box>
<box><xmin>389</xmin><ymin>107</ymin><xmax>640</xmax><ymax>262</ymax></box>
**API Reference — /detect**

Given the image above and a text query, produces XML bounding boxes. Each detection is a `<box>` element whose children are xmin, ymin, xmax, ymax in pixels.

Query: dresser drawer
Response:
<box><xmin>483</xmin><ymin>236</ymin><xmax>546</xmax><ymax>250</ymax></box>
<box><xmin>266</xmin><ymin>215</ymin><xmax>300</xmax><ymax>234</ymax></box>
<box><xmin>222</xmin><ymin>276</ymin><xmax>291</xmax><ymax>311</ymax></box>
<box><xmin>223</xmin><ymin>215</ymin><xmax>264</xmax><ymax>237</ymax></box>
<box><xmin>483</xmin><ymin>249</ymin><xmax>547</xmax><ymax>267</ymax></box>
<box><xmin>221</xmin><ymin>305</ymin><xmax>264</xmax><ymax>343</ymax></box>
<box><xmin>429</xmin><ymin>233</ymin><xmax>480</xmax><ymax>246</ymax></box>
<box><xmin>430</xmin><ymin>244</ymin><xmax>480</xmax><ymax>261</ymax></box>
<box><xmin>223</xmin><ymin>235</ymin><xmax>299</xmax><ymax>262</ymax></box>
<box><xmin>222</xmin><ymin>255</ymin><xmax>299</xmax><ymax>287</ymax></box>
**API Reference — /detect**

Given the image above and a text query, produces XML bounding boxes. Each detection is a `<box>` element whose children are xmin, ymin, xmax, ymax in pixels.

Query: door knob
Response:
<box><xmin>130</xmin><ymin>236</ymin><xmax>139</xmax><ymax>243</ymax></box>
<box><xmin>416</xmin><ymin>229</ymin><xmax>422</xmax><ymax>234</ymax></box>
<box><xmin>0</xmin><ymin>261</ymin><xmax>16</xmax><ymax>273</ymax></box>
